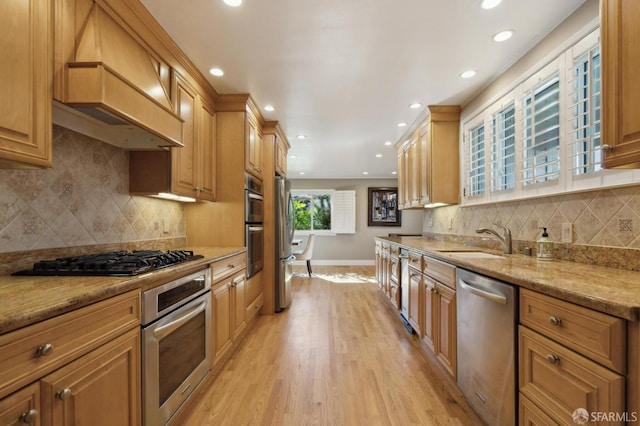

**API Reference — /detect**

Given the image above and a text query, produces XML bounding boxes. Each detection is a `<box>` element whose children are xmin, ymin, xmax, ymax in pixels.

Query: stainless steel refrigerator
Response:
<box><xmin>275</xmin><ymin>176</ymin><xmax>295</xmax><ymax>312</ymax></box>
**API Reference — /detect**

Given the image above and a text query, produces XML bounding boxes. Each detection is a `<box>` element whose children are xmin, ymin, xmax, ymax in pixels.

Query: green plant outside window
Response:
<box><xmin>293</xmin><ymin>193</ymin><xmax>331</xmax><ymax>231</ymax></box>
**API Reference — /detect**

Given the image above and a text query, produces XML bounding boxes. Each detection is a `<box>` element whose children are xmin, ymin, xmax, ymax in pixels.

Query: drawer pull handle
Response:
<box><xmin>20</xmin><ymin>409</ymin><xmax>38</xmax><ymax>424</ymax></box>
<box><xmin>547</xmin><ymin>354</ymin><xmax>559</xmax><ymax>364</ymax></box>
<box><xmin>227</xmin><ymin>264</ymin><xmax>236</xmax><ymax>268</ymax></box>
<box><xmin>56</xmin><ymin>388</ymin><xmax>72</xmax><ymax>400</ymax></box>
<box><xmin>35</xmin><ymin>343</ymin><xmax>54</xmax><ymax>357</ymax></box>
<box><xmin>548</xmin><ymin>316</ymin><xmax>562</xmax><ymax>326</ymax></box>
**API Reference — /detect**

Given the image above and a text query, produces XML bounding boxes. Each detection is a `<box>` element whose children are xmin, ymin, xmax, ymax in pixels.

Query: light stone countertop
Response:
<box><xmin>0</xmin><ymin>247</ymin><xmax>245</xmax><ymax>335</ymax></box>
<box><xmin>378</xmin><ymin>236</ymin><xmax>640</xmax><ymax>321</ymax></box>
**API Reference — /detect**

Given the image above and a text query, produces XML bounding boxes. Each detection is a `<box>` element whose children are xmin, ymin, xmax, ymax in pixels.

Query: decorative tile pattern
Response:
<box><xmin>424</xmin><ymin>186</ymin><xmax>640</xmax><ymax>249</ymax></box>
<box><xmin>0</xmin><ymin>126</ymin><xmax>186</xmax><ymax>254</ymax></box>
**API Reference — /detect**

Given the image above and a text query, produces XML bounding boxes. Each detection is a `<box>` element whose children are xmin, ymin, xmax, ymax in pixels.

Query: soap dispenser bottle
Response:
<box><xmin>536</xmin><ymin>227</ymin><xmax>554</xmax><ymax>260</ymax></box>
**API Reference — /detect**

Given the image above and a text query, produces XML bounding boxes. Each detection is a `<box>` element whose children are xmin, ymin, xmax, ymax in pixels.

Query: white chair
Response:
<box><xmin>293</xmin><ymin>235</ymin><xmax>315</xmax><ymax>276</ymax></box>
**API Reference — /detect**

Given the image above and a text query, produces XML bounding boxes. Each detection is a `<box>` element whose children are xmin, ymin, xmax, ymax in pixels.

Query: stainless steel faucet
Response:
<box><xmin>476</xmin><ymin>223</ymin><xmax>512</xmax><ymax>254</ymax></box>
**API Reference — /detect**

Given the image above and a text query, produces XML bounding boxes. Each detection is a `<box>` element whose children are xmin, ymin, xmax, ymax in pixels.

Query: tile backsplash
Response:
<box><xmin>0</xmin><ymin>125</ymin><xmax>186</xmax><ymax>253</ymax></box>
<box><xmin>424</xmin><ymin>186</ymin><xmax>640</xmax><ymax>249</ymax></box>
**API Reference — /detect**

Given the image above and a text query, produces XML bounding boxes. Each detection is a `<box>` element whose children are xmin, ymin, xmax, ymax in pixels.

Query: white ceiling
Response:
<box><xmin>141</xmin><ymin>0</ymin><xmax>586</xmax><ymax>179</ymax></box>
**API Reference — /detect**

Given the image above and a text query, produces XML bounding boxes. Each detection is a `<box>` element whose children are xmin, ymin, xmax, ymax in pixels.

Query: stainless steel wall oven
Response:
<box><xmin>246</xmin><ymin>224</ymin><xmax>264</xmax><ymax>278</ymax></box>
<box><xmin>245</xmin><ymin>174</ymin><xmax>264</xmax><ymax>224</ymax></box>
<box><xmin>141</xmin><ymin>269</ymin><xmax>212</xmax><ymax>425</ymax></box>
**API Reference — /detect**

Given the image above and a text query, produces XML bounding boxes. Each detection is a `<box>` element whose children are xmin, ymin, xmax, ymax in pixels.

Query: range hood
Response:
<box><xmin>56</xmin><ymin>2</ymin><xmax>183</xmax><ymax>149</ymax></box>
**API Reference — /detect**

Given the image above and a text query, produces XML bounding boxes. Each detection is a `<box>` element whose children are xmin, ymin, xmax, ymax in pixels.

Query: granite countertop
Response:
<box><xmin>0</xmin><ymin>247</ymin><xmax>245</xmax><ymax>335</ymax></box>
<box><xmin>378</xmin><ymin>236</ymin><xmax>640</xmax><ymax>321</ymax></box>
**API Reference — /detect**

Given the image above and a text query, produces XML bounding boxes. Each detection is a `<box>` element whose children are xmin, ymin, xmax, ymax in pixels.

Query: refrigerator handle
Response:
<box><xmin>285</xmin><ymin>254</ymin><xmax>296</xmax><ymax>263</ymax></box>
<box><xmin>288</xmin><ymin>193</ymin><xmax>295</xmax><ymax>241</ymax></box>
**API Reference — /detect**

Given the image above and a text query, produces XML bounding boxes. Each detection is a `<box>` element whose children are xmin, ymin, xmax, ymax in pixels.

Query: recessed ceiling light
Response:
<box><xmin>397</xmin><ymin>122</ymin><xmax>407</xmax><ymax>127</ymax></box>
<box><xmin>209</xmin><ymin>67</ymin><xmax>224</xmax><ymax>77</ymax></box>
<box><xmin>264</xmin><ymin>105</ymin><xmax>275</xmax><ymax>112</ymax></box>
<box><xmin>409</xmin><ymin>102</ymin><xmax>422</xmax><ymax>109</ymax></box>
<box><xmin>480</xmin><ymin>0</ymin><xmax>501</xmax><ymax>9</ymax></box>
<box><xmin>297</xmin><ymin>134</ymin><xmax>306</xmax><ymax>140</ymax></box>
<box><xmin>384</xmin><ymin>141</ymin><xmax>392</xmax><ymax>146</ymax></box>
<box><xmin>363</xmin><ymin>172</ymin><xmax>369</xmax><ymax>175</ymax></box>
<box><xmin>290</xmin><ymin>155</ymin><xmax>297</xmax><ymax>159</ymax></box>
<box><xmin>299</xmin><ymin>172</ymin><xmax>305</xmax><ymax>175</ymax></box>
<box><xmin>460</xmin><ymin>70</ymin><xmax>476</xmax><ymax>79</ymax></box>
<box><xmin>493</xmin><ymin>30</ymin><xmax>514</xmax><ymax>42</ymax></box>
<box><xmin>392</xmin><ymin>171</ymin><xmax>397</xmax><ymax>175</ymax></box>
<box><xmin>376</xmin><ymin>154</ymin><xmax>383</xmax><ymax>158</ymax></box>
<box><xmin>223</xmin><ymin>0</ymin><xmax>242</xmax><ymax>6</ymax></box>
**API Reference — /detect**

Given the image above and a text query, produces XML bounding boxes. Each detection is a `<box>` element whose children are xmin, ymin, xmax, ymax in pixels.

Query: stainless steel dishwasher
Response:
<box><xmin>456</xmin><ymin>268</ymin><xmax>517</xmax><ymax>426</ymax></box>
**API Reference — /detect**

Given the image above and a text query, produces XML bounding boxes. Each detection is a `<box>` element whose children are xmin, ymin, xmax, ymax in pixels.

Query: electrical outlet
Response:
<box><xmin>561</xmin><ymin>222</ymin><xmax>572</xmax><ymax>243</ymax></box>
<box><xmin>163</xmin><ymin>218</ymin><xmax>170</xmax><ymax>234</ymax></box>
<box><xmin>427</xmin><ymin>218</ymin><xmax>434</xmax><ymax>228</ymax></box>
<box><xmin>448</xmin><ymin>217</ymin><xmax>453</xmax><ymax>230</ymax></box>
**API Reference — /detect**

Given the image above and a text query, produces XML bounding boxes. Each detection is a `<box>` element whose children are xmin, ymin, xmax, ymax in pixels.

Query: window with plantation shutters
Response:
<box><xmin>570</xmin><ymin>45</ymin><xmax>601</xmax><ymax>175</ymax></box>
<box><xmin>490</xmin><ymin>102</ymin><xmax>516</xmax><ymax>192</ymax></box>
<box><xmin>465</xmin><ymin>122</ymin><xmax>486</xmax><ymax>197</ymax></box>
<box><xmin>522</xmin><ymin>74</ymin><xmax>561</xmax><ymax>186</ymax></box>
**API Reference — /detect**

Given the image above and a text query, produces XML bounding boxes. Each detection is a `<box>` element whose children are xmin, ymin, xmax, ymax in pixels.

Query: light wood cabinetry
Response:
<box><xmin>0</xmin><ymin>0</ymin><xmax>52</xmax><ymax>168</ymax></box>
<box><xmin>0</xmin><ymin>291</ymin><xmax>141</xmax><ymax>426</ymax></box>
<box><xmin>601</xmin><ymin>0</ymin><xmax>640</xmax><ymax>168</ymax></box>
<box><xmin>40</xmin><ymin>329</ymin><xmax>140</xmax><ymax>426</ymax></box>
<box><xmin>129</xmin><ymin>72</ymin><xmax>216</xmax><ymax>202</ymax></box>
<box><xmin>245</xmin><ymin>110</ymin><xmax>264</xmax><ymax>179</ymax></box>
<box><xmin>407</xmin><ymin>252</ymin><xmax>423</xmax><ymax>334</ymax></box>
<box><xmin>275</xmin><ymin>135</ymin><xmax>289</xmax><ymax>176</ymax></box>
<box><xmin>212</xmin><ymin>270</ymin><xmax>246</xmax><ymax>366</ymax></box>
<box><xmin>421</xmin><ymin>255</ymin><xmax>457</xmax><ymax>379</ymax></box>
<box><xmin>395</xmin><ymin>106</ymin><xmax>460</xmax><ymax>209</ymax></box>
<box><xmin>519</xmin><ymin>289</ymin><xmax>627</xmax><ymax>425</ymax></box>
<box><xmin>0</xmin><ymin>382</ymin><xmax>40</xmax><ymax>426</ymax></box>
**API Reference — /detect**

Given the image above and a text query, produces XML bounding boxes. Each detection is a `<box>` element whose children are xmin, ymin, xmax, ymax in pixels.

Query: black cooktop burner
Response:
<box><xmin>12</xmin><ymin>250</ymin><xmax>204</xmax><ymax>277</ymax></box>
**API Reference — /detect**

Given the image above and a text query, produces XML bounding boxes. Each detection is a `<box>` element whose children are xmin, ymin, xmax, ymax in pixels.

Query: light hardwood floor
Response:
<box><xmin>178</xmin><ymin>265</ymin><xmax>483</xmax><ymax>425</ymax></box>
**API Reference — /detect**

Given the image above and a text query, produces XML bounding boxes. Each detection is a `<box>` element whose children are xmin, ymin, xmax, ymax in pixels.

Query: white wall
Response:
<box><xmin>291</xmin><ymin>178</ymin><xmax>423</xmax><ymax>264</ymax></box>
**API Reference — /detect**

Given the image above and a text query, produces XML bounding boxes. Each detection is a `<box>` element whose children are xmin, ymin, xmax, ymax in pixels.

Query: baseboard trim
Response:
<box><xmin>292</xmin><ymin>259</ymin><xmax>375</xmax><ymax>266</ymax></box>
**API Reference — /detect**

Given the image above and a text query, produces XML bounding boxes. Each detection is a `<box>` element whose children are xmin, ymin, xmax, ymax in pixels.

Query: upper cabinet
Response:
<box><xmin>601</xmin><ymin>0</ymin><xmax>640</xmax><ymax>168</ymax></box>
<box><xmin>129</xmin><ymin>73</ymin><xmax>216</xmax><ymax>202</ymax></box>
<box><xmin>0</xmin><ymin>0</ymin><xmax>52</xmax><ymax>168</ymax></box>
<box><xmin>396</xmin><ymin>106</ymin><xmax>460</xmax><ymax>209</ymax></box>
<box><xmin>264</xmin><ymin>122</ymin><xmax>290</xmax><ymax>177</ymax></box>
<box><xmin>245</xmin><ymin>108</ymin><xmax>264</xmax><ymax>180</ymax></box>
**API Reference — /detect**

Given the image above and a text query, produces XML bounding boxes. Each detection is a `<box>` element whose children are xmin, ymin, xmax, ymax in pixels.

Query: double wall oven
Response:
<box><xmin>245</xmin><ymin>174</ymin><xmax>264</xmax><ymax>278</ymax></box>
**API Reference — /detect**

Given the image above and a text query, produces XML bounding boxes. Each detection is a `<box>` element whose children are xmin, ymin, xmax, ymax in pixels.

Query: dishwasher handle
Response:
<box><xmin>458</xmin><ymin>279</ymin><xmax>507</xmax><ymax>304</ymax></box>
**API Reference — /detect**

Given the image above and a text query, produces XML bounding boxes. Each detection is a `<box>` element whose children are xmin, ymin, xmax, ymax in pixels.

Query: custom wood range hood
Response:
<box><xmin>53</xmin><ymin>0</ymin><xmax>184</xmax><ymax>149</ymax></box>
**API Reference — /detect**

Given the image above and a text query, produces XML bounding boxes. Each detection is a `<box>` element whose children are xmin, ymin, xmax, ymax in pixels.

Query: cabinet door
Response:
<box><xmin>0</xmin><ymin>0</ymin><xmax>51</xmax><ymax>168</ymax></box>
<box><xmin>418</xmin><ymin>124</ymin><xmax>430</xmax><ymax>205</ymax></box>
<box><xmin>409</xmin><ymin>137</ymin><xmax>420</xmax><ymax>207</ymax></box>
<box><xmin>172</xmin><ymin>73</ymin><xmax>198</xmax><ymax>198</ymax></box>
<box><xmin>197</xmin><ymin>97</ymin><xmax>216</xmax><ymax>201</ymax></box>
<box><xmin>212</xmin><ymin>279</ymin><xmax>232</xmax><ymax>365</ymax></box>
<box><xmin>422</xmin><ymin>276</ymin><xmax>437</xmax><ymax>353</ymax></box>
<box><xmin>519</xmin><ymin>394</ymin><xmax>560</xmax><ymax>426</ymax></box>
<box><xmin>397</xmin><ymin>150</ymin><xmax>406</xmax><ymax>208</ymax></box>
<box><xmin>519</xmin><ymin>326</ymin><xmax>624</xmax><ymax>426</ymax></box>
<box><xmin>0</xmin><ymin>382</ymin><xmax>40</xmax><ymax>426</ymax></box>
<box><xmin>436</xmin><ymin>283</ymin><xmax>456</xmax><ymax>379</ymax></box>
<box><xmin>275</xmin><ymin>137</ymin><xmax>287</xmax><ymax>176</ymax></box>
<box><xmin>40</xmin><ymin>329</ymin><xmax>140</xmax><ymax>426</ymax></box>
<box><xmin>232</xmin><ymin>274</ymin><xmax>246</xmax><ymax>340</ymax></box>
<box><xmin>245</xmin><ymin>112</ymin><xmax>263</xmax><ymax>179</ymax></box>
<box><xmin>408</xmin><ymin>269</ymin><xmax>422</xmax><ymax>334</ymax></box>
<box><xmin>602</xmin><ymin>0</ymin><xmax>640</xmax><ymax>168</ymax></box>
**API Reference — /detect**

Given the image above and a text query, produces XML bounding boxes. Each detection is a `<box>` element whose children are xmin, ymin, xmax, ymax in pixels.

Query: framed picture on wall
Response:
<box><xmin>367</xmin><ymin>187</ymin><xmax>401</xmax><ymax>226</ymax></box>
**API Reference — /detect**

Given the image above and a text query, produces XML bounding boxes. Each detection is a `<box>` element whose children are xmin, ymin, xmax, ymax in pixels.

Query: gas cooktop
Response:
<box><xmin>12</xmin><ymin>250</ymin><xmax>204</xmax><ymax>277</ymax></box>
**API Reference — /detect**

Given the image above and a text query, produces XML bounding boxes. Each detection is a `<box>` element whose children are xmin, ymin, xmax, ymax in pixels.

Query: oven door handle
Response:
<box><xmin>247</xmin><ymin>192</ymin><xmax>264</xmax><ymax>201</ymax></box>
<box><xmin>153</xmin><ymin>300</ymin><xmax>207</xmax><ymax>340</ymax></box>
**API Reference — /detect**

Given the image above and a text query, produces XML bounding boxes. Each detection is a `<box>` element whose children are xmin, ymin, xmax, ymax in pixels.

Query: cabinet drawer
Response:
<box><xmin>0</xmin><ymin>290</ymin><xmax>140</xmax><ymax>399</ymax></box>
<box><xmin>211</xmin><ymin>253</ymin><xmax>246</xmax><ymax>283</ymax></box>
<box><xmin>423</xmin><ymin>256</ymin><xmax>456</xmax><ymax>289</ymax></box>
<box><xmin>246</xmin><ymin>292</ymin><xmax>263</xmax><ymax>321</ymax></box>
<box><xmin>520</xmin><ymin>289</ymin><xmax>626</xmax><ymax>373</ymax></box>
<box><xmin>519</xmin><ymin>394</ymin><xmax>560</xmax><ymax>426</ymax></box>
<box><xmin>519</xmin><ymin>326</ymin><xmax>624</xmax><ymax>426</ymax></box>
<box><xmin>408</xmin><ymin>252</ymin><xmax>422</xmax><ymax>270</ymax></box>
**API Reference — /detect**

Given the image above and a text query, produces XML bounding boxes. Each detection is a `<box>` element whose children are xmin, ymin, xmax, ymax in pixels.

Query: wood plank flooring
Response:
<box><xmin>178</xmin><ymin>265</ymin><xmax>483</xmax><ymax>426</ymax></box>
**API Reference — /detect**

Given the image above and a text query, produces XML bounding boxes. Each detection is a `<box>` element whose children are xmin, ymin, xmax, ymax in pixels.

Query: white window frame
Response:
<box><xmin>291</xmin><ymin>189</ymin><xmax>356</xmax><ymax>235</ymax></box>
<box><xmin>460</xmin><ymin>21</ymin><xmax>640</xmax><ymax>207</ymax></box>
<box><xmin>462</xmin><ymin>113</ymin><xmax>489</xmax><ymax>203</ymax></box>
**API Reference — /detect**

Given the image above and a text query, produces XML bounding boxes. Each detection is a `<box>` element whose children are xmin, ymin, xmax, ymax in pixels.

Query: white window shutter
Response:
<box><xmin>331</xmin><ymin>190</ymin><xmax>356</xmax><ymax>234</ymax></box>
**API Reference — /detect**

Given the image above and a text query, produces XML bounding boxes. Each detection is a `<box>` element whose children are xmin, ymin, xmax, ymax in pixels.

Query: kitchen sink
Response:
<box><xmin>439</xmin><ymin>250</ymin><xmax>505</xmax><ymax>259</ymax></box>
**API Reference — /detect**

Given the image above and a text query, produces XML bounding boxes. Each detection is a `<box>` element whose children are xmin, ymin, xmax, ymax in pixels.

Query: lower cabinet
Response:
<box><xmin>421</xmin><ymin>270</ymin><xmax>457</xmax><ymax>379</ymax></box>
<box><xmin>212</xmin><ymin>270</ymin><xmax>246</xmax><ymax>366</ymax></box>
<box><xmin>407</xmin><ymin>266</ymin><xmax>422</xmax><ymax>334</ymax></box>
<box><xmin>40</xmin><ymin>329</ymin><xmax>140</xmax><ymax>426</ymax></box>
<box><xmin>0</xmin><ymin>291</ymin><xmax>141</xmax><ymax>426</ymax></box>
<box><xmin>518</xmin><ymin>289</ymin><xmax>626</xmax><ymax>425</ymax></box>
